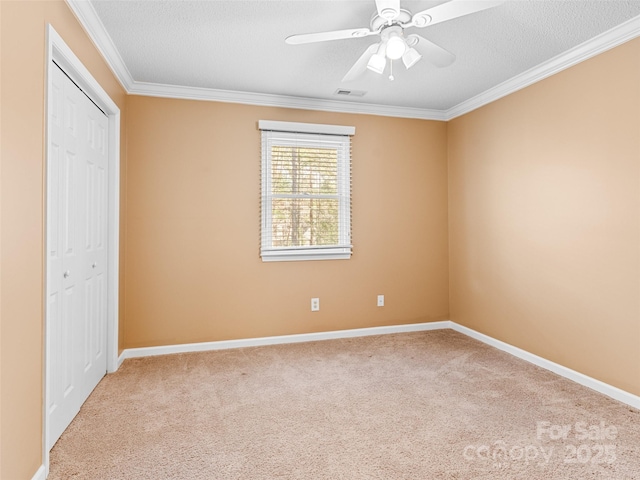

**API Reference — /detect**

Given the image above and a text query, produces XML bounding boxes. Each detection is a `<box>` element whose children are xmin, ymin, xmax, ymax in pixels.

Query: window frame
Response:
<box><xmin>259</xmin><ymin>120</ymin><xmax>354</xmax><ymax>262</ymax></box>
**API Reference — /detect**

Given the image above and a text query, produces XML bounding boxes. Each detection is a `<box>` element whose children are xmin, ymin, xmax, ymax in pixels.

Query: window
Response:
<box><xmin>259</xmin><ymin>120</ymin><xmax>354</xmax><ymax>262</ymax></box>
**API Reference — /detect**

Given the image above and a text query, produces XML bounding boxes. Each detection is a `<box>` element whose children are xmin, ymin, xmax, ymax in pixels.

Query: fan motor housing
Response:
<box><xmin>370</xmin><ymin>9</ymin><xmax>412</xmax><ymax>32</ymax></box>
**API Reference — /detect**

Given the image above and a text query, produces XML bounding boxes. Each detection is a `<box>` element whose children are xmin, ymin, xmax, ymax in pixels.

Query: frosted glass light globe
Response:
<box><xmin>386</xmin><ymin>36</ymin><xmax>406</xmax><ymax>60</ymax></box>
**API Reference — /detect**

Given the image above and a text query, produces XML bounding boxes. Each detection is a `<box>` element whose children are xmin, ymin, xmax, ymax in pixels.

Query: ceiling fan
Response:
<box><xmin>285</xmin><ymin>0</ymin><xmax>503</xmax><ymax>82</ymax></box>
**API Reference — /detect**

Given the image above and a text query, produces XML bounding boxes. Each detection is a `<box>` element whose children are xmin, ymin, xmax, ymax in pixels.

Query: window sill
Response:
<box><xmin>261</xmin><ymin>251</ymin><xmax>351</xmax><ymax>262</ymax></box>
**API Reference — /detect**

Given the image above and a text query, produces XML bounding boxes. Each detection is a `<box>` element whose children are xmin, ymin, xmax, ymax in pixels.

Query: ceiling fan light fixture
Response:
<box><xmin>366</xmin><ymin>43</ymin><xmax>387</xmax><ymax>74</ymax></box>
<box><xmin>367</xmin><ymin>53</ymin><xmax>386</xmax><ymax>74</ymax></box>
<box><xmin>385</xmin><ymin>35</ymin><xmax>406</xmax><ymax>60</ymax></box>
<box><xmin>402</xmin><ymin>47</ymin><xmax>422</xmax><ymax>69</ymax></box>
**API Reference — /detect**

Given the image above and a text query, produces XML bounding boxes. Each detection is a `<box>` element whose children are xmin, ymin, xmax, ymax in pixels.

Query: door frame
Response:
<box><xmin>43</xmin><ymin>24</ymin><xmax>120</xmax><ymax>475</ymax></box>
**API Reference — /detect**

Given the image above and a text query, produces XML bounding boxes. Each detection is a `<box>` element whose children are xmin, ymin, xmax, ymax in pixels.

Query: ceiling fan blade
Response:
<box><xmin>407</xmin><ymin>35</ymin><xmax>456</xmax><ymax>68</ymax></box>
<box><xmin>286</xmin><ymin>28</ymin><xmax>374</xmax><ymax>45</ymax></box>
<box><xmin>342</xmin><ymin>43</ymin><xmax>379</xmax><ymax>82</ymax></box>
<box><xmin>375</xmin><ymin>0</ymin><xmax>401</xmax><ymax>21</ymax></box>
<box><xmin>411</xmin><ymin>0</ymin><xmax>503</xmax><ymax>28</ymax></box>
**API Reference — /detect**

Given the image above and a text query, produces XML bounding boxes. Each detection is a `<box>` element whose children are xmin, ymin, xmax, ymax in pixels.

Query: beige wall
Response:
<box><xmin>124</xmin><ymin>97</ymin><xmax>450</xmax><ymax>348</ymax></box>
<box><xmin>448</xmin><ymin>38</ymin><xmax>640</xmax><ymax>395</ymax></box>
<box><xmin>0</xmin><ymin>1</ymin><xmax>127</xmax><ymax>478</ymax></box>
<box><xmin>0</xmin><ymin>3</ymin><xmax>3</xmax><ymax>474</ymax></box>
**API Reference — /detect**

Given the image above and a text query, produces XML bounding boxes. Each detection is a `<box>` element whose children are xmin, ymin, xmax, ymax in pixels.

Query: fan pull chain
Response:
<box><xmin>389</xmin><ymin>61</ymin><xmax>394</xmax><ymax>81</ymax></box>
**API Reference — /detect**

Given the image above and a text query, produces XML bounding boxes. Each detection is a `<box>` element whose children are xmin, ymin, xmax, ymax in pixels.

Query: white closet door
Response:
<box><xmin>47</xmin><ymin>63</ymin><xmax>108</xmax><ymax>450</ymax></box>
<box><xmin>79</xmin><ymin>73</ymin><xmax>109</xmax><ymax>405</ymax></box>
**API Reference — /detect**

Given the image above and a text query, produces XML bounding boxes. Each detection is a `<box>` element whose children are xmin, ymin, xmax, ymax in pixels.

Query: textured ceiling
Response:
<box><xmin>89</xmin><ymin>0</ymin><xmax>640</xmax><ymax>112</ymax></box>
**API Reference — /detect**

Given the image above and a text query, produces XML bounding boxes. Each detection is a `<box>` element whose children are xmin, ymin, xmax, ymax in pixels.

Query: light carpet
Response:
<box><xmin>49</xmin><ymin>329</ymin><xmax>640</xmax><ymax>479</ymax></box>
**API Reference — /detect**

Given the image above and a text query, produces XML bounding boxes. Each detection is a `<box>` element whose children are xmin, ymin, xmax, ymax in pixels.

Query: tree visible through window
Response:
<box><xmin>260</xmin><ymin>121</ymin><xmax>353</xmax><ymax>262</ymax></box>
<box><xmin>271</xmin><ymin>145</ymin><xmax>339</xmax><ymax>247</ymax></box>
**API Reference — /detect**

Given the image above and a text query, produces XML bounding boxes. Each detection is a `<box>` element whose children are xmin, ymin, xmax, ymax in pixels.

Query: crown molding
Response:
<box><xmin>445</xmin><ymin>14</ymin><xmax>640</xmax><ymax>120</ymax></box>
<box><xmin>67</xmin><ymin>0</ymin><xmax>639</xmax><ymax>121</ymax></box>
<box><xmin>65</xmin><ymin>0</ymin><xmax>134</xmax><ymax>91</ymax></box>
<box><xmin>128</xmin><ymin>81</ymin><xmax>448</xmax><ymax>120</ymax></box>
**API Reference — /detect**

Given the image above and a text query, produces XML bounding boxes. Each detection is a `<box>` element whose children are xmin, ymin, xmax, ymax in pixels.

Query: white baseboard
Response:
<box><xmin>31</xmin><ymin>465</ymin><xmax>46</xmax><ymax>480</ymax></box>
<box><xmin>449</xmin><ymin>323</ymin><xmax>640</xmax><ymax>410</ymax></box>
<box><xmin>116</xmin><ymin>320</ymin><xmax>639</xmax><ymax>410</ymax></box>
<box><xmin>118</xmin><ymin>321</ymin><xmax>453</xmax><ymax>362</ymax></box>
<box><xmin>117</xmin><ymin>350</ymin><xmax>126</xmax><ymax>369</ymax></box>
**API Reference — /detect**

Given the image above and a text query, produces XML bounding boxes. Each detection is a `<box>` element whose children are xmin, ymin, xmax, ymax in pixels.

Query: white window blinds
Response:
<box><xmin>259</xmin><ymin>121</ymin><xmax>354</xmax><ymax>262</ymax></box>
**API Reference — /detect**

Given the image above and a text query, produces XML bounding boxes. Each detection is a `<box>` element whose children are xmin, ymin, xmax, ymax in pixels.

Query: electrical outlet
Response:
<box><xmin>311</xmin><ymin>298</ymin><xmax>320</xmax><ymax>312</ymax></box>
<box><xmin>377</xmin><ymin>295</ymin><xmax>384</xmax><ymax>307</ymax></box>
